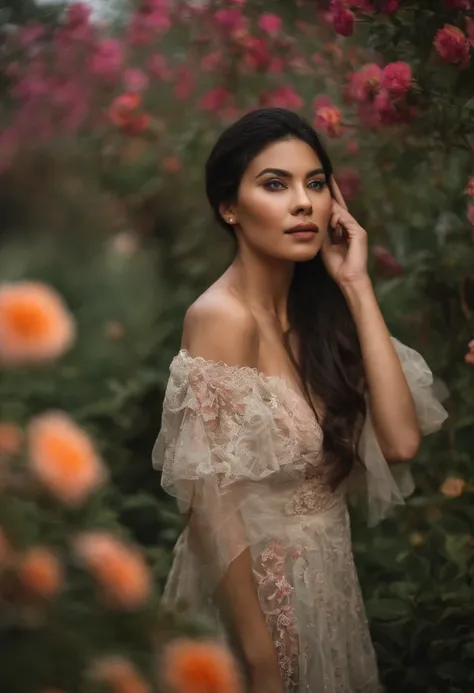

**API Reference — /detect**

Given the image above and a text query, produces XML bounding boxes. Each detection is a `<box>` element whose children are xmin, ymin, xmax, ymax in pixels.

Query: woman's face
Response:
<box><xmin>222</xmin><ymin>137</ymin><xmax>333</xmax><ymax>263</ymax></box>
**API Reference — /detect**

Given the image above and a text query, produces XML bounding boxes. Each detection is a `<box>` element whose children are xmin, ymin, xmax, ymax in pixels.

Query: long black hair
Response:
<box><xmin>205</xmin><ymin>107</ymin><xmax>366</xmax><ymax>489</ymax></box>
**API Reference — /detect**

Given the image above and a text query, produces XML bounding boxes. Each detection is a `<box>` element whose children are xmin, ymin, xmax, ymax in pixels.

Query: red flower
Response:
<box><xmin>348</xmin><ymin>64</ymin><xmax>382</xmax><ymax>102</ymax></box>
<box><xmin>108</xmin><ymin>93</ymin><xmax>141</xmax><ymax>127</ymax></box>
<box><xmin>443</xmin><ymin>0</ymin><xmax>473</xmax><ymax>8</ymax></box>
<box><xmin>372</xmin><ymin>245</ymin><xmax>403</xmax><ymax>277</ymax></box>
<box><xmin>108</xmin><ymin>93</ymin><xmax>150</xmax><ymax>135</ymax></box>
<box><xmin>315</xmin><ymin>106</ymin><xmax>342</xmax><ymax>138</ymax></box>
<box><xmin>330</xmin><ymin>1</ymin><xmax>354</xmax><ymax>37</ymax></box>
<box><xmin>434</xmin><ymin>25</ymin><xmax>471</xmax><ymax>66</ymax></box>
<box><xmin>465</xmin><ymin>176</ymin><xmax>474</xmax><ymax>198</ymax></box>
<box><xmin>381</xmin><ymin>61</ymin><xmax>412</xmax><ymax>97</ymax></box>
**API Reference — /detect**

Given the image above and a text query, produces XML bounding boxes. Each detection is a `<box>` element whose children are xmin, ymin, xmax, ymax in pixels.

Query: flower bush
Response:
<box><xmin>0</xmin><ymin>0</ymin><xmax>473</xmax><ymax>691</ymax></box>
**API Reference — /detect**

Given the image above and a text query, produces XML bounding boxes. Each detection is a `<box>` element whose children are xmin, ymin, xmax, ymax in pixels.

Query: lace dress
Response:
<box><xmin>152</xmin><ymin>338</ymin><xmax>447</xmax><ymax>693</ymax></box>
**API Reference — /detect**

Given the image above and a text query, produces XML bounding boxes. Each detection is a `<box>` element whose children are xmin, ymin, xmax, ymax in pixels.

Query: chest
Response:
<box><xmin>256</xmin><ymin>323</ymin><xmax>325</xmax><ymax>420</ymax></box>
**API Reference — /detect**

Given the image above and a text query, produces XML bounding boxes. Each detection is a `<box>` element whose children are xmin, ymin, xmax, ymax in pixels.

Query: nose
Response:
<box><xmin>291</xmin><ymin>186</ymin><xmax>313</xmax><ymax>216</ymax></box>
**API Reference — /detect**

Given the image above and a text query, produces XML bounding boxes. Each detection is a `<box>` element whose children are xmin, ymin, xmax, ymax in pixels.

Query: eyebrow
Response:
<box><xmin>255</xmin><ymin>167</ymin><xmax>325</xmax><ymax>179</ymax></box>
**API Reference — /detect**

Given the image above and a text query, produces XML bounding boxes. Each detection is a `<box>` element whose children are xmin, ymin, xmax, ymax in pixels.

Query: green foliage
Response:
<box><xmin>0</xmin><ymin>1</ymin><xmax>473</xmax><ymax>692</ymax></box>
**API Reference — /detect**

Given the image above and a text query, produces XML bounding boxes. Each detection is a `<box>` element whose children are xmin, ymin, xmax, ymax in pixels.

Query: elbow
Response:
<box><xmin>385</xmin><ymin>430</ymin><xmax>422</xmax><ymax>463</ymax></box>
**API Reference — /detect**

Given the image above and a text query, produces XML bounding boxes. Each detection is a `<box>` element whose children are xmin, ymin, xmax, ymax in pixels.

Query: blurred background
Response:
<box><xmin>0</xmin><ymin>1</ymin><xmax>473</xmax><ymax>692</ymax></box>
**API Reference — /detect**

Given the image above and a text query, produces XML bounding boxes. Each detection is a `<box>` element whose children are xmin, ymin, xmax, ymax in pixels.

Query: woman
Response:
<box><xmin>153</xmin><ymin>108</ymin><xmax>447</xmax><ymax>693</ymax></box>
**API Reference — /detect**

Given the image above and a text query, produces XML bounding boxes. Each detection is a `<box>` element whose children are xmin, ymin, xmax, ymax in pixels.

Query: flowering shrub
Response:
<box><xmin>0</xmin><ymin>1</ymin><xmax>473</xmax><ymax>692</ymax></box>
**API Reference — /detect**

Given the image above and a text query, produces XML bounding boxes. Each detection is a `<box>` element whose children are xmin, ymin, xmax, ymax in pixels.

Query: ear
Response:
<box><xmin>219</xmin><ymin>203</ymin><xmax>237</xmax><ymax>225</ymax></box>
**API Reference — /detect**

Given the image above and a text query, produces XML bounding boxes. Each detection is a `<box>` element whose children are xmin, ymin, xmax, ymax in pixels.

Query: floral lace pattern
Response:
<box><xmin>255</xmin><ymin>541</ymin><xmax>300</xmax><ymax>693</ymax></box>
<box><xmin>285</xmin><ymin>477</ymin><xmax>345</xmax><ymax>517</ymax></box>
<box><xmin>153</xmin><ymin>339</ymin><xmax>447</xmax><ymax>692</ymax></box>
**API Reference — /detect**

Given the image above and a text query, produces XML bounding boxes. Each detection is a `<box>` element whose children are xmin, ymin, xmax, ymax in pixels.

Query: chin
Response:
<box><xmin>286</xmin><ymin>244</ymin><xmax>321</xmax><ymax>263</ymax></box>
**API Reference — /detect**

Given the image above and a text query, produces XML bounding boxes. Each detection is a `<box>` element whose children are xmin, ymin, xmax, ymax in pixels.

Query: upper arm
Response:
<box><xmin>182</xmin><ymin>295</ymin><xmax>259</xmax><ymax>368</ymax></box>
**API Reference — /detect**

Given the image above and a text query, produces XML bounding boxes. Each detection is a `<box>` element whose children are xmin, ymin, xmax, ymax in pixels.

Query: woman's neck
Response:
<box><xmin>225</xmin><ymin>247</ymin><xmax>294</xmax><ymax>330</ymax></box>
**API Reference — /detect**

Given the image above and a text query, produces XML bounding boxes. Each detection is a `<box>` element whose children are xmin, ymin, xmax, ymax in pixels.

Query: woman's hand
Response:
<box><xmin>321</xmin><ymin>176</ymin><xmax>369</xmax><ymax>288</ymax></box>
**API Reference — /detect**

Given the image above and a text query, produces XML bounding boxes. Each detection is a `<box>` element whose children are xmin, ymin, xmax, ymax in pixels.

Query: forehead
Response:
<box><xmin>244</xmin><ymin>137</ymin><xmax>323</xmax><ymax>176</ymax></box>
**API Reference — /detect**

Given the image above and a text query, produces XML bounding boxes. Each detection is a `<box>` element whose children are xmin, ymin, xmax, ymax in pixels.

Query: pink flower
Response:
<box><xmin>65</xmin><ymin>2</ymin><xmax>92</xmax><ymax>27</ymax></box>
<box><xmin>381</xmin><ymin>61</ymin><xmax>412</xmax><ymax>97</ymax></box>
<box><xmin>89</xmin><ymin>39</ymin><xmax>124</xmax><ymax>80</ymax></box>
<box><xmin>348</xmin><ymin>63</ymin><xmax>382</xmax><ymax>101</ymax></box>
<box><xmin>434</xmin><ymin>25</ymin><xmax>471</xmax><ymax>66</ymax></box>
<box><xmin>351</xmin><ymin>0</ymin><xmax>399</xmax><ymax>10</ymax></box>
<box><xmin>372</xmin><ymin>245</ymin><xmax>403</xmax><ymax>277</ymax></box>
<box><xmin>18</xmin><ymin>21</ymin><xmax>46</xmax><ymax>47</ymax></box>
<box><xmin>147</xmin><ymin>9</ymin><xmax>171</xmax><ymax>33</ymax></box>
<box><xmin>173</xmin><ymin>66</ymin><xmax>194</xmax><ymax>101</ymax></box>
<box><xmin>242</xmin><ymin>37</ymin><xmax>272</xmax><ymax>70</ymax></box>
<box><xmin>337</xmin><ymin>169</ymin><xmax>361</xmax><ymax>200</ymax></box>
<box><xmin>381</xmin><ymin>0</ymin><xmax>399</xmax><ymax>11</ymax></box>
<box><xmin>443</xmin><ymin>0</ymin><xmax>472</xmax><ymax>8</ymax></box>
<box><xmin>258</xmin><ymin>13</ymin><xmax>282</xmax><ymax>34</ymax></box>
<box><xmin>63</xmin><ymin>2</ymin><xmax>93</xmax><ymax>42</ymax></box>
<box><xmin>315</xmin><ymin>105</ymin><xmax>342</xmax><ymax>138</ymax></box>
<box><xmin>147</xmin><ymin>54</ymin><xmax>172</xmax><ymax>80</ymax></box>
<box><xmin>126</xmin><ymin>8</ymin><xmax>170</xmax><ymax>46</ymax></box>
<box><xmin>214</xmin><ymin>9</ymin><xmax>247</xmax><ymax>35</ymax></box>
<box><xmin>468</xmin><ymin>205</ymin><xmax>474</xmax><ymax>226</ymax></box>
<box><xmin>347</xmin><ymin>139</ymin><xmax>359</xmax><ymax>154</ymax></box>
<box><xmin>200</xmin><ymin>51</ymin><xmax>222</xmax><ymax>72</ymax></box>
<box><xmin>373</xmin><ymin>89</ymin><xmax>415</xmax><ymax>125</ymax></box>
<box><xmin>261</xmin><ymin>86</ymin><xmax>303</xmax><ymax>110</ymax></box>
<box><xmin>198</xmin><ymin>87</ymin><xmax>231</xmax><ymax>112</ymax></box>
<box><xmin>465</xmin><ymin>338</ymin><xmax>474</xmax><ymax>364</ymax></box>
<box><xmin>313</xmin><ymin>95</ymin><xmax>333</xmax><ymax>110</ymax></box>
<box><xmin>162</xmin><ymin>155</ymin><xmax>182</xmax><ymax>174</ymax></box>
<box><xmin>331</xmin><ymin>2</ymin><xmax>355</xmax><ymax>37</ymax></box>
<box><xmin>123</xmin><ymin>68</ymin><xmax>149</xmax><ymax>92</ymax></box>
<box><xmin>465</xmin><ymin>176</ymin><xmax>474</xmax><ymax>198</ymax></box>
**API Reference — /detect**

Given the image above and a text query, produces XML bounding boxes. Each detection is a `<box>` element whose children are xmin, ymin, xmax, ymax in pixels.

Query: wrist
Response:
<box><xmin>339</xmin><ymin>274</ymin><xmax>373</xmax><ymax>304</ymax></box>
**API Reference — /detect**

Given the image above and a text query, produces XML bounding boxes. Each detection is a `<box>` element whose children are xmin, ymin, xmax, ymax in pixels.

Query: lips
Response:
<box><xmin>285</xmin><ymin>223</ymin><xmax>319</xmax><ymax>234</ymax></box>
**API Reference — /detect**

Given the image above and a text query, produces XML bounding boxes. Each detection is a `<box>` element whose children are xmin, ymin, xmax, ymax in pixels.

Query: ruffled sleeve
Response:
<box><xmin>350</xmin><ymin>337</ymin><xmax>448</xmax><ymax>526</ymax></box>
<box><xmin>152</xmin><ymin>351</ymin><xmax>301</xmax><ymax>593</ymax></box>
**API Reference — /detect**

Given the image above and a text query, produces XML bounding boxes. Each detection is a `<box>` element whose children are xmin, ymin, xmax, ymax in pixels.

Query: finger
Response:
<box><xmin>331</xmin><ymin>176</ymin><xmax>348</xmax><ymax>211</ymax></box>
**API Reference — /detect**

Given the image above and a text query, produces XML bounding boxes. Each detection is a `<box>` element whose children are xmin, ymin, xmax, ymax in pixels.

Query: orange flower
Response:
<box><xmin>440</xmin><ymin>476</ymin><xmax>466</xmax><ymax>499</ymax></box>
<box><xmin>161</xmin><ymin>639</ymin><xmax>242</xmax><ymax>693</ymax></box>
<box><xmin>27</xmin><ymin>412</ymin><xmax>108</xmax><ymax>506</ymax></box>
<box><xmin>18</xmin><ymin>546</ymin><xmax>63</xmax><ymax>599</ymax></box>
<box><xmin>73</xmin><ymin>532</ymin><xmax>151</xmax><ymax>609</ymax></box>
<box><xmin>162</xmin><ymin>155</ymin><xmax>182</xmax><ymax>174</ymax></box>
<box><xmin>122</xmin><ymin>113</ymin><xmax>150</xmax><ymax>136</ymax></box>
<box><xmin>105</xmin><ymin>321</ymin><xmax>125</xmax><ymax>340</ymax></box>
<box><xmin>409</xmin><ymin>532</ymin><xmax>424</xmax><ymax>547</ymax></box>
<box><xmin>90</xmin><ymin>656</ymin><xmax>151</xmax><ymax>693</ymax></box>
<box><xmin>0</xmin><ymin>281</ymin><xmax>75</xmax><ymax>365</ymax></box>
<box><xmin>108</xmin><ymin>92</ymin><xmax>142</xmax><ymax>127</ymax></box>
<box><xmin>0</xmin><ymin>422</ymin><xmax>22</xmax><ymax>457</ymax></box>
<box><xmin>314</xmin><ymin>106</ymin><xmax>342</xmax><ymax>138</ymax></box>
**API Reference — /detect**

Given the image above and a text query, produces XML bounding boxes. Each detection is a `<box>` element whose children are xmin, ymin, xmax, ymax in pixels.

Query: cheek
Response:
<box><xmin>240</xmin><ymin>190</ymin><xmax>285</xmax><ymax>225</ymax></box>
<box><xmin>317</xmin><ymin>194</ymin><xmax>333</xmax><ymax>223</ymax></box>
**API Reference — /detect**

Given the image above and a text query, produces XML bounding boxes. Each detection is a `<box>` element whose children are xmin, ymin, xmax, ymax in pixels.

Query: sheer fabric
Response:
<box><xmin>153</xmin><ymin>338</ymin><xmax>447</xmax><ymax>693</ymax></box>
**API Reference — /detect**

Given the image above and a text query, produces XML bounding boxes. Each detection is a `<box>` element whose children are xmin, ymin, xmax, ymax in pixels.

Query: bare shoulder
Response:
<box><xmin>182</xmin><ymin>288</ymin><xmax>258</xmax><ymax>367</ymax></box>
